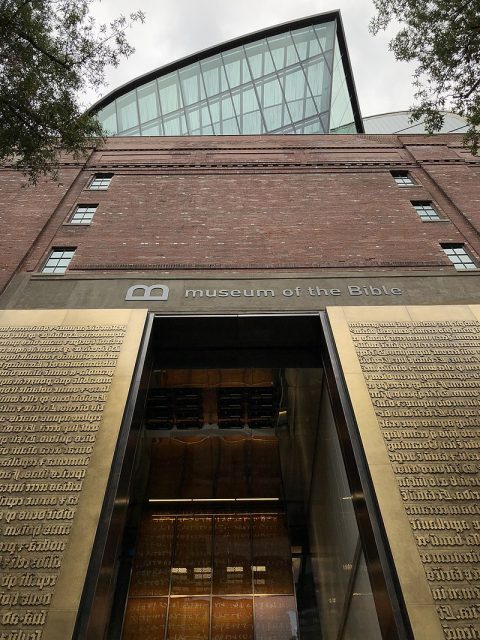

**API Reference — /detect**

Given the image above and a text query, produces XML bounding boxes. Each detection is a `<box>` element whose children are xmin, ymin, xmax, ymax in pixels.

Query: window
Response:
<box><xmin>391</xmin><ymin>170</ymin><xmax>415</xmax><ymax>186</ymax></box>
<box><xmin>41</xmin><ymin>248</ymin><xmax>75</xmax><ymax>274</ymax></box>
<box><xmin>69</xmin><ymin>205</ymin><xmax>97</xmax><ymax>225</ymax></box>
<box><xmin>88</xmin><ymin>174</ymin><xmax>113</xmax><ymax>190</ymax></box>
<box><xmin>412</xmin><ymin>201</ymin><xmax>441</xmax><ymax>222</ymax></box>
<box><xmin>441</xmin><ymin>244</ymin><xmax>477</xmax><ymax>270</ymax></box>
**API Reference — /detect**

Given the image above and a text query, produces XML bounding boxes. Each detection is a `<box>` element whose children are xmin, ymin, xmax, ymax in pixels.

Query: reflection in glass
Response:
<box><xmin>116</xmin><ymin>91</ymin><xmax>138</xmax><ymax>131</ymax></box>
<box><xmin>138</xmin><ymin>81</ymin><xmax>159</xmax><ymax>124</ymax></box>
<box><xmin>122</xmin><ymin>598</ymin><xmax>167</xmax><ymax>640</ymax></box>
<box><xmin>171</xmin><ymin>517</ymin><xmax>212</xmax><ymax>595</ymax></box>
<box><xmin>342</xmin><ymin>551</ymin><xmax>383</xmax><ymax>640</ymax></box>
<box><xmin>96</xmin><ymin>19</ymin><xmax>359</xmax><ymax>136</ymax></box>
<box><xmin>255</xmin><ymin>596</ymin><xmax>299</xmax><ymax>640</ymax></box>
<box><xmin>252</xmin><ymin>515</ymin><xmax>293</xmax><ymax>595</ymax></box>
<box><xmin>166</xmin><ymin>597</ymin><xmax>210</xmax><ymax>640</ymax></box>
<box><xmin>129</xmin><ymin>515</ymin><xmax>175</xmax><ymax>596</ymax></box>
<box><xmin>212</xmin><ymin>597</ymin><xmax>254</xmax><ymax>640</ymax></box>
<box><xmin>213</xmin><ymin>516</ymin><xmax>252</xmax><ymax>594</ymax></box>
<box><xmin>158</xmin><ymin>73</ymin><xmax>183</xmax><ymax>114</ymax></box>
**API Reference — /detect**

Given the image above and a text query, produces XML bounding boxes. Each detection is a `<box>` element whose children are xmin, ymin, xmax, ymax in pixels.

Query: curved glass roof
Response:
<box><xmin>363</xmin><ymin>111</ymin><xmax>469</xmax><ymax>134</ymax></box>
<box><xmin>93</xmin><ymin>12</ymin><xmax>363</xmax><ymax>136</ymax></box>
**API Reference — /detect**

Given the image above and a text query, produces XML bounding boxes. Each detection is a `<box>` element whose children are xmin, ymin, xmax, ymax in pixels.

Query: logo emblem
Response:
<box><xmin>125</xmin><ymin>284</ymin><xmax>169</xmax><ymax>301</ymax></box>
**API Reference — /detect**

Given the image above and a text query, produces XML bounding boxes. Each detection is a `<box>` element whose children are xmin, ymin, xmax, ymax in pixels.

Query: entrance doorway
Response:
<box><xmin>105</xmin><ymin>315</ymin><xmax>390</xmax><ymax>639</ymax></box>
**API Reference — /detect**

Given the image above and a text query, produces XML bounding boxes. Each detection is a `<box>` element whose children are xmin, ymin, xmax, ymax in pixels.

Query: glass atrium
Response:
<box><xmin>95</xmin><ymin>14</ymin><xmax>361</xmax><ymax>136</ymax></box>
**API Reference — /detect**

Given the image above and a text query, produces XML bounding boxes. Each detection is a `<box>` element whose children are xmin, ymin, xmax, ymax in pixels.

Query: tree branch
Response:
<box><xmin>14</xmin><ymin>27</ymin><xmax>69</xmax><ymax>68</ymax></box>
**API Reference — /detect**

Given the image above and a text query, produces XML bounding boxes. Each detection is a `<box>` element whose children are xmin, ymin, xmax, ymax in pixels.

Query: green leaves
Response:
<box><xmin>0</xmin><ymin>0</ymin><xmax>145</xmax><ymax>182</ymax></box>
<box><xmin>370</xmin><ymin>0</ymin><xmax>480</xmax><ymax>155</ymax></box>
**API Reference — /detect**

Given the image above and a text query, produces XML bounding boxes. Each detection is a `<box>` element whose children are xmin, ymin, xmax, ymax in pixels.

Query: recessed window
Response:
<box><xmin>88</xmin><ymin>173</ymin><xmax>113</xmax><ymax>190</ymax></box>
<box><xmin>69</xmin><ymin>204</ymin><xmax>97</xmax><ymax>225</ymax></box>
<box><xmin>412</xmin><ymin>201</ymin><xmax>441</xmax><ymax>222</ymax></box>
<box><xmin>441</xmin><ymin>244</ymin><xmax>477</xmax><ymax>270</ymax></box>
<box><xmin>391</xmin><ymin>171</ymin><xmax>415</xmax><ymax>186</ymax></box>
<box><xmin>41</xmin><ymin>248</ymin><xmax>75</xmax><ymax>274</ymax></box>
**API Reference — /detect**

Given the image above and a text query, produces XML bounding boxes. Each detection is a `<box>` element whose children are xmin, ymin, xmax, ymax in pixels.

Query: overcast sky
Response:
<box><xmin>87</xmin><ymin>0</ymin><xmax>417</xmax><ymax>118</ymax></box>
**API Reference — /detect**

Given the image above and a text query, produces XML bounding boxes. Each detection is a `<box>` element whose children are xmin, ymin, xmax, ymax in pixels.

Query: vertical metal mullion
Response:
<box><xmin>155</xmin><ymin>78</ymin><xmax>166</xmax><ymax>136</ymax></box>
<box><xmin>164</xmin><ymin>515</ymin><xmax>179</xmax><ymax>640</ymax></box>
<box><xmin>250</xmin><ymin>514</ymin><xmax>256</xmax><ymax>640</ymax></box>
<box><xmin>290</xmin><ymin>30</ymin><xmax>319</xmax><ymax>129</ymax></box>
<box><xmin>265</xmin><ymin>38</ymin><xmax>295</xmax><ymax>132</ymax></box>
<box><xmin>209</xmin><ymin>515</ymin><xmax>215</xmax><ymax>640</ymax></box>
<box><xmin>134</xmin><ymin>89</ymin><xmax>142</xmax><ymax>135</ymax></box>
<box><xmin>242</xmin><ymin>45</ymin><xmax>268</xmax><ymax>134</ymax></box>
<box><xmin>198</xmin><ymin>61</ymin><xmax>215</xmax><ymax>135</ymax></box>
<box><xmin>219</xmin><ymin>51</ymin><xmax>241</xmax><ymax>134</ymax></box>
<box><xmin>312</xmin><ymin>21</ymin><xmax>335</xmax><ymax>132</ymax></box>
<box><xmin>176</xmin><ymin>70</ymin><xmax>189</xmax><ymax>135</ymax></box>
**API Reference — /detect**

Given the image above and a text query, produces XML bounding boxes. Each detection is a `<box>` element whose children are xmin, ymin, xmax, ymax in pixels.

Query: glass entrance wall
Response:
<box><xmin>122</xmin><ymin>513</ymin><xmax>298</xmax><ymax>640</ymax></box>
<box><xmin>105</xmin><ymin>316</ymin><xmax>398</xmax><ymax>639</ymax></box>
<box><xmin>94</xmin><ymin>14</ymin><xmax>361</xmax><ymax>136</ymax></box>
<box><xmin>113</xmin><ymin>366</ymin><xmax>382</xmax><ymax>639</ymax></box>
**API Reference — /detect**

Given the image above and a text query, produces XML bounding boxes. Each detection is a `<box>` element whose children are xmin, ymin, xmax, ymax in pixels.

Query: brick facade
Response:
<box><xmin>1</xmin><ymin>134</ymin><xmax>479</xmax><ymax>292</ymax></box>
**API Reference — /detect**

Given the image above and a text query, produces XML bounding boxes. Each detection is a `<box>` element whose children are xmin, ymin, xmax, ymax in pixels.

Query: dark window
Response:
<box><xmin>441</xmin><ymin>244</ymin><xmax>477</xmax><ymax>270</ymax></box>
<box><xmin>69</xmin><ymin>205</ymin><xmax>97</xmax><ymax>225</ymax></box>
<box><xmin>41</xmin><ymin>248</ymin><xmax>75</xmax><ymax>274</ymax></box>
<box><xmin>391</xmin><ymin>171</ymin><xmax>415</xmax><ymax>186</ymax></box>
<box><xmin>412</xmin><ymin>201</ymin><xmax>441</xmax><ymax>221</ymax></box>
<box><xmin>88</xmin><ymin>174</ymin><xmax>113</xmax><ymax>190</ymax></box>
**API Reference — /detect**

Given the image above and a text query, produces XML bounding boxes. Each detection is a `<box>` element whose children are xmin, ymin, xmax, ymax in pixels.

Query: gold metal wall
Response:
<box><xmin>328</xmin><ymin>305</ymin><xmax>480</xmax><ymax>640</ymax></box>
<box><xmin>0</xmin><ymin>309</ymin><xmax>147</xmax><ymax>640</ymax></box>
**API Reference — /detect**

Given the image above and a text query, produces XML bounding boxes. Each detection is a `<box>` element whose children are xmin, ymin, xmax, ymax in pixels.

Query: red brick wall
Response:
<box><xmin>0</xmin><ymin>166</ymin><xmax>83</xmax><ymax>292</ymax></box>
<box><xmin>5</xmin><ymin>134</ymin><xmax>480</xmax><ymax>278</ymax></box>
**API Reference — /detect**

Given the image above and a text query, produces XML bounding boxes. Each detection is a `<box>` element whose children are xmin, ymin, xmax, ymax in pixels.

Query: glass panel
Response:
<box><xmin>291</xmin><ymin>25</ymin><xmax>321</xmax><ymax>59</ymax></box>
<box><xmin>171</xmin><ymin>517</ymin><xmax>212</xmax><ymax>595</ymax></box>
<box><xmin>158</xmin><ymin>72</ymin><xmax>183</xmax><ymax>115</ymax></box>
<box><xmin>116</xmin><ymin>90</ymin><xmax>139</xmax><ymax>131</ymax></box>
<box><xmin>179</xmin><ymin>63</ymin><xmax>205</xmax><ymax>106</ymax></box>
<box><xmin>222</xmin><ymin>48</ymin><xmax>252</xmax><ymax>89</ymax></box>
<box><xmin>216</xmin><ymin>437</ymin><xmax>249</xmax><ymax>498</ymax></box>
<box><xmin>137</xmin><ymin>81</ymin><xmax>159</xmax><ymax>124</ymax></box>
<box><xmin>264</xmin><ymin>105</ymin><xmax>286</xmax><ymax>131</ymax></box>
<box><xmin>212</xmin><ymin>597</ymin><xmax>254</xmax><ymax>640</ymax></box>
<box><xmin>244</xmin><ymin>40</ymin><xmax>275</xmax><ymax>79</ymax></box>
<box><xmin>166</xmin><ymin>597</ymin><xmax>210</xmax><ymax>640</ymax></box>
<box><xmin>221</xmin><ymin>117</ymin><xmax>240</xmax><ymax>135</ymax></box>
<box><xmin>330</xmin><ymin>38</ymin><xmax>355</xmax><ymax>131</ymax></box>
<box><xmin>251</xmin><ymin>436</ymin><xmax>281</xmax><ymax>497</ymax></box>
<box><xmin>268</xmin><ymin>33</ymin><xmax>299</xmax><ymax>70</ymax></box>
<box><xmin>213</xmin><ymin>516</ymin><xmax>252</xmax><ymax>594</ymax></box>
<box><xmin>302</xmin><ymin>119</ymin><xmax>324</xmax><ymax>133</ymax></box>
<box><xmin>122</xmin><ymin>598</ymin><xmax>167</xmax><ymax>640</ymax></box>
<box><xmin>304</xmin><ymin>58</ymin><xmax>331</xmax><ymax>114</ymax></box>
<box><xmin>186</xmin><ymin>103</ymin><xmax>212</xmax><ymax>136</ymax></box>
<box><xmin>260</xmin><ymin>76</ymin><xmax>283</xmax><ymax>108</ymax></box>
<box><xmin>201</xmin><ymin>56</ymin><xmax>229</xmax><ymax>96</ymax></box>
<box><xmin>141</xmin><ymin>122</ymin><xmax>162</xmax><ymax>136</ymax></box>
<box><xmin>129</xmin><ymin>515</ymin><xmax>175</xmax><ymax>596</ymax></box>
<box><xmin>282</xmin><ymin>68</ymin><xmax>309</xmax><ymax>122</ymax></box>
<box><xmin>163</xmin><ymin>112</ymin><xmax>188</xmax><ymax>136</ymax></box>
<box><xmin>343</xmin><ymin>552</ymin><xmax>383</xmax><ymax>640</ymax></box>
<box><xmin>252</xmin><ymin>515</ymin><xmax>293</xmax><ymax>595</ymax></box>
<box><xmin>120</xmin><ymin>126</ymin><xmax>141</xmax><ymax>136</ymax></box>
<box><xmin>98</xmin><ymin>102</ymin><xmax>117</xmax><ymax>135</ymax></box>
<box><xmin>254</xmin><ymin>596</ymin><xmax>299</xmax><ymax>640</ymax></box>
<box><xmin>315</xmin><ymin>22</ymin><xmax>335</xmax><ymax>53</ymax></box>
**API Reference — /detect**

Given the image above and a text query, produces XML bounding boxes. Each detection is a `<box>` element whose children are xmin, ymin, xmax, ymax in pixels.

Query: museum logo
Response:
<box><xmin>125</xmin><ymin>284</ymin><xmax>169</xmax><ymax>301</ymax></box>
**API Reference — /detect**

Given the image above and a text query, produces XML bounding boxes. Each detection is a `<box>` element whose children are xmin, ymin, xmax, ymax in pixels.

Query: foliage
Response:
<box><xmin>0</xmin><ymin>0</ymin><xmax>144</xmax><ymax>182</ymax></box>
<box><xmin>370</xmin><ymin>0</ymin><xmax>480</xmax><ymax>154</ymax></box>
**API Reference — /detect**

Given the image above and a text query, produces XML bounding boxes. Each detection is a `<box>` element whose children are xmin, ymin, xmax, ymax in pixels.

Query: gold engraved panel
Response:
<box><xmin>328</xmin><ymin>305</ymin><xmax>480</xmax><ymax>640</ymax></box>
<box><xmin>0</xmin><ymin>309</ymin><xmax>147</xmax><ymax>640</ymax></box>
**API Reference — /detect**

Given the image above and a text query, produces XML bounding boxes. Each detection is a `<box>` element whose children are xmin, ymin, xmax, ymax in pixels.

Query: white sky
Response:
<box><xmin>86</xmin><ymin>0</ymin><xmax>418</xmax><ymax>118</ymax></box>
